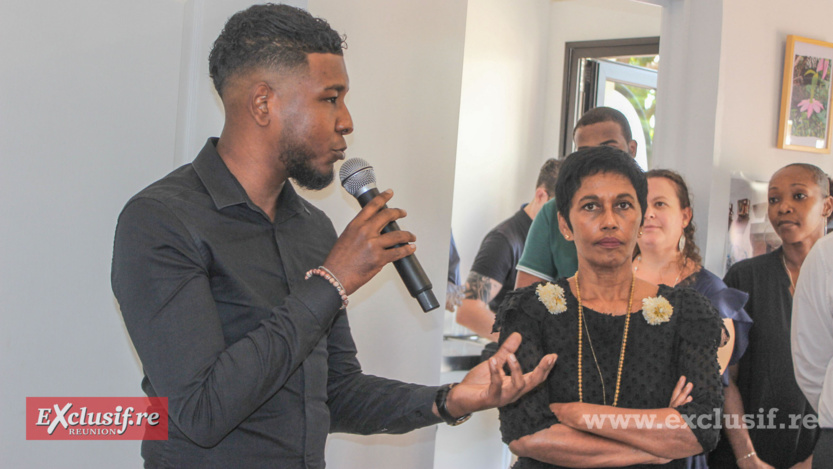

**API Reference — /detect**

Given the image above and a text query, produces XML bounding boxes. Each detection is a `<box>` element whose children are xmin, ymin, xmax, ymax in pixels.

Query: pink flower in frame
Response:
<box><xmin>816</xmin><ymin>58</ymin><xmax>829</xmax><ymax>81</ymax></box>
<box><xmin>798</xmin><ymin>98</ymin><xmax>825</xmax><ymax>119</ymax></box>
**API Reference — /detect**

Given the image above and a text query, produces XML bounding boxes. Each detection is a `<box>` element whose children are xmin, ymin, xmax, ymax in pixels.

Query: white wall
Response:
<box><xmin>709</xmin><ymin>0</ymin><xmax>833</xmax><ymax>272</ymax></box>
<box><xmin>451</xmin><ymin>0</ymin><xmax>552</xmax><ymax>281</ymax></box>
<box><xmin>173</xmin><ymin>0</ymin><xmax>283</xmax><ymax>166</ymax></box>
<box><xmin>451</xmin><ymin>0</ymin><xmax>661</xmax><ymax>280</ymax></box>
<box><xmin>652</xmin><ymin>0</ymin><xmax>725</xmax><ymax>271</ymax></box>
<box><xmin>2</xmin><ymin>0</ymin><xmax>465</xmax><ymax>467</ymax></box>
<box><xmin>655</xmin><ymin>0</ymin><xmax>833</xmax><ymax>274</ymax></box>
<box><xmin>0</xmin><ymin>1</ymin><xmax>188</xmax><ymax>466</ymax></box>
<box><xmin>305</xmin><ymin>1</ymin><xmax>468</xmax><ymax>468</ymax></box>
<box><xmin>717</xmin><ymin>0</ymin><xmax>833</xmax><ymax>178</ymax></box>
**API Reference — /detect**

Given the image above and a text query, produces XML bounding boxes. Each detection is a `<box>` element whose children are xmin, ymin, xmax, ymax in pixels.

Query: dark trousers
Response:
<box><xmin>813</xmin><ymin>428</ymin><xmax>833</xmax><ymax>469</ymax></box>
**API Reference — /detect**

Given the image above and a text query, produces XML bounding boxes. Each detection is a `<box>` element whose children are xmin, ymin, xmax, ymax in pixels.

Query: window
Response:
<box><xmin>561</xmin><ymin>37</ymin><xmax>660</xmax><ymax>169</ymax></box>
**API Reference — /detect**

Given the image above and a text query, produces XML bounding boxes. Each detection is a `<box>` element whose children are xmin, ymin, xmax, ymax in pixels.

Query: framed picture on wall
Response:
<box><xmin>777</xmin><ymin>35</ymin><xmax>833</xmax><ymax>153</ymax></box>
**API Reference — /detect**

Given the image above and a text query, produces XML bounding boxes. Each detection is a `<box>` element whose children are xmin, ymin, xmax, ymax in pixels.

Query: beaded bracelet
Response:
<box><xmin>305</xmin><ymin>266</ymin><xmax>349</xmax><ymax>308</ymax></box>
<box><xmin>736</xmin><ymin>451</ymin><xmax>756</xmax><ymax>464</ymax></box>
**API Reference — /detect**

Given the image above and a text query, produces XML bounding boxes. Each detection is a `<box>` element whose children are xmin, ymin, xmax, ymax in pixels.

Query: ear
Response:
<box><xmin>628</xmin><ymin>140</ymin><xmax>638</xmax><ymax>158</ymax></box>
<box><xmin>681</xmin><ymin>206</ymin><xmax>693</xmax><ymax>228</ymax></box>
<box><xmin>557</xmin><ymin>212</ymin><xmax>574</xmax><ymax>242</ymax></box>
<box><xmin>534</xmin><ymin>187</ymin><xmax>549</xmax><ymax>204</ymax></box>
<box><xmin>250</xmin><ymin>82</ymin><xmax>273</xmax><ymax>127</ymax></box>
<box><xmin>822</xmin><ymin>195</ymin><xmax>833</xmax><ymax>218</ymax></box>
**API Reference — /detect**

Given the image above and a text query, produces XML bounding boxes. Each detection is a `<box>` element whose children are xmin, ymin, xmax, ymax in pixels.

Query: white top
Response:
<box><xmin>791</xmin><ymin>234</ymin><xmax>833</xmax><ymax>428</ymax></box>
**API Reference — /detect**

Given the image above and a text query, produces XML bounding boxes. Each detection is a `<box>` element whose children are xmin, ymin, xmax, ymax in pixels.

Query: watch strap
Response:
<box><xmin>435</xmin><ymin>383</ymin><xmax>472</xmax><ymax>426</ymax></box>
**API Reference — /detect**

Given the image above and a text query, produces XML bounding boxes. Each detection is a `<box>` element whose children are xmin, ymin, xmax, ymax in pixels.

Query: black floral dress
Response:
<box><xmin>495</xmin><ymin>279</ymin><xmax>724</xmax><ymax>469</ymax></box>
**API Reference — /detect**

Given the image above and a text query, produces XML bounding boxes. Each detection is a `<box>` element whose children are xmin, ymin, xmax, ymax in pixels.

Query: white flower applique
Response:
<box><xmin>642</xmin><ymin>296</ymin><xmax>674</xmax><ymax>325</ymax></box>
<box><xmin>536</xmin><ymin>282</ymin><xmax>567</xmax><ymax>314</ymax></box>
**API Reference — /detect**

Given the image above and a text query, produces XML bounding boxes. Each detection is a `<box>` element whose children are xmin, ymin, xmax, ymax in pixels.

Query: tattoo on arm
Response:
<box><xmin>464</xmin><ymin>272</ymin><xmax>502</xmax><ymax>304</ymax></box>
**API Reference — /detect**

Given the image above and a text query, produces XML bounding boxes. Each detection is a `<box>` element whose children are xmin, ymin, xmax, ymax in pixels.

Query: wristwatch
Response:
<box><xmin>435</xmin><ymin>383</ymin><xmax>472</xmax><ymax>426</ymax></box>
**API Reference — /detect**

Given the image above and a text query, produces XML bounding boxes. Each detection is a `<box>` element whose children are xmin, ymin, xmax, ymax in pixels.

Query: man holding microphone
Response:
<box><xmin>111</xmin><ymin>4</ymin><xmax>555</xmax><ymax>467</ymax></box>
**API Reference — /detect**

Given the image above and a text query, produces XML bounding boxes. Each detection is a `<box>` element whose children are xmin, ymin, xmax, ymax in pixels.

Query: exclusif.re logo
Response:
<box><xmin>26</xmin><ymin>397</ymin><xmax>168</xmax><ymax>440</ymax></box>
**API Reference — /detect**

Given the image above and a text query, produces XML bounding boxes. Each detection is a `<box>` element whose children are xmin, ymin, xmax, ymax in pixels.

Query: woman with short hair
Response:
<box><xmin>497</xmin><ymin>146</ymin><xmax>724</xmax><ymax>468</ymax></box>
<box><xmin>710</xmin><ymin>163</ymin><xmax>832</xmax><ymax>469</ymax></box>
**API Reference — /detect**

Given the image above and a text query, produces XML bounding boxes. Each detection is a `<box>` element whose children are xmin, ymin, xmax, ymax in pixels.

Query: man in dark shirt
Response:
<box><xmin>455</xmin><ymin>159</ymin><xmax>560</xmax><ymax>342</ymax></box>
<box><xmin>111</xmin><ymin>5</ymin><xmax>555</xmax><ymax>468</ymax></box>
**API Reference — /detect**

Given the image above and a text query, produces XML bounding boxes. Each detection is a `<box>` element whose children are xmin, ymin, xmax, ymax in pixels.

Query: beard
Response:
<box><xmin>278</xmin><ymin>133</ymin><xmax>334</xmax><ymax>191</ymax></box>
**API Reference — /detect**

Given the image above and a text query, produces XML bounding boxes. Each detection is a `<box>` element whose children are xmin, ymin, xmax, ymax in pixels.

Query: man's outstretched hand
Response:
<box><xmin>441</xmin><ymin>332</ymin><xmax>557</xmax><ymax>418</ymax></box>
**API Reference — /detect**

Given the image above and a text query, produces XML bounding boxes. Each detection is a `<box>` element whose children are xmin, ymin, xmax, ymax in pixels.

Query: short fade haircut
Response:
<box><xmin>209</xmin><ymin>4</ymin><xmax>345</xmax><ymax>97</ymax></box>
<box><xmin>779</xmin><ymin>163</ymin><xmax>831</xmax><ymax>198</ymax></box>
<box><xmin>573</xmin><ymin>106</ymin><xmax>633</xmax><ymax>143</ymax></box>
<box><xmin>555</xmin><ymin>146</ymin><xmax>647</xmax><ymax>230</ymax></box>
<box><xmin>536</xmin><ymin>158</ymin><xmax>562</xmax><ymax>197</ymax></box>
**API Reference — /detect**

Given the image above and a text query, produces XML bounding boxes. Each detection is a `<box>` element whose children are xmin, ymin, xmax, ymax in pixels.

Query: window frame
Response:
<box><xmin>560</xmin><ymin>37</ymin><xmax>660</xmax><ymax>157</ymax></box>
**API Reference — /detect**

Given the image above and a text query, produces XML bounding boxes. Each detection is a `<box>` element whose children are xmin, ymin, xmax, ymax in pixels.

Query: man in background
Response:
<box><xmin>514</xmin><ymin>107</ymin><xmax>637</xmax><ymax>288</ymax></box>
<box><xmin>455</xmin><ymin>159</ymin><xmax>560</xmax><ymax>341</ymax></box>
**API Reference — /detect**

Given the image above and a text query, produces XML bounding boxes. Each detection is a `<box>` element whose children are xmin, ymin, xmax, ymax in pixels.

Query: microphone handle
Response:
<box><xmin>356</xmin><ymin>188</ymin><xmax>440</xmax><ymax>312</ymax></box>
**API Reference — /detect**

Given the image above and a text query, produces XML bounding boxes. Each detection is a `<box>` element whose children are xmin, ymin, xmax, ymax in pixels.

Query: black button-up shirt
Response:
<box><xmin>112</xmin><ymin>139</ymin><xmax>440</xmax><ymax>468</ymax></box>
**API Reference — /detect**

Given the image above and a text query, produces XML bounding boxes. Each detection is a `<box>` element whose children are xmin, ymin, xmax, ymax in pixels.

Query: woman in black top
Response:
<box><xmin>710</xmin><ymin>164</ymin><xmax>833</xmax><ymax>468</ymax></box>
<box><xmin>496</xmin><ymin>146</ymin><xmax>723</xmax><ymax>468</ymax></box>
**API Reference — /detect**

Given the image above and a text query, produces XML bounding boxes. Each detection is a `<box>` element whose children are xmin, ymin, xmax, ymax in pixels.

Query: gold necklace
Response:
<box><xmin>575</xmin><ymin>273</ymin><xmax>635</xmax><ymax>407</ymax></box>
<box><xmin>581</xmin><ymin>310</ymin><xmax>607</xmax><ymax>404</ymax></box>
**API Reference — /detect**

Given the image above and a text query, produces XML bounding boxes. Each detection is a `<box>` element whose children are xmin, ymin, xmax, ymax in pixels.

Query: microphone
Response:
<box><xmin>339</xmin><ymin>158</ymin><xmax>440</xmax><ymax>312</ymax></box>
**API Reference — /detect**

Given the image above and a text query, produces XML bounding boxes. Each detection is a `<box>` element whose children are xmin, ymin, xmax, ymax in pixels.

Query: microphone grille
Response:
<box><xmin>339</xmin><ymin>158</ymin><xmax>376</xmax><ymax>197</ymax></box>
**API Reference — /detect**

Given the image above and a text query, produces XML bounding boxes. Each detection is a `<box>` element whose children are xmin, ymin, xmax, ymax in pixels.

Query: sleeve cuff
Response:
<box><xmin>515</xmin><ymin>265</ymin><xmax>555</xmax><ymax>283</ymax></box>
<box><xmin>415</xmin><ymin>385</ymin><xmax>444</xmax><ymax>427</ymax></box>
<box><xmin>292</xmin><ymin>275</ymin><xmax>344</xmax><ymax>327</ymax></box>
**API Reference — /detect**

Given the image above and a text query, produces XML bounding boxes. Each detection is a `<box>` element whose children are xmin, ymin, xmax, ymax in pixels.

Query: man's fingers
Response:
<box><xmin>487</xmin><ymin>358</ymin><xmax>503</xmax><ymax>401</ymax></box>
<box><xmin>499</xmin><ymin>353</ymin><xmax>557</xmax><ymax>406</ymax></box>
<box><xmin>323</xmin><ymin>190</ymin><xmax>423</xmax><ymax>295</ymax></box>
<box><xmin>494</xmin><ymin>332</ymin><xmax>522</xmax><ymax>358</ymax></box>
<box><xmin>506</xmin><ymin>353</ymin><xmax>525</xmax><ymax>391</ymax></box>
<box><xmin>377</xmin><ymin>230</ymin><xmax>416</xmax><ymax>249</ymax></box>
<box><xmin>480</xmin><ymin>333</ymin><xmax>558</xmax><ymax>408</ymax></box>
<box><xmin>366</xmin><ymin>205</ymin><xmax>409</xmax><ymax>233</ymax></box>
<box><xmin>355</xmin><ymin>189</ymin><xmax>394</xmax><ymax>221</ymax></box>
<box><xmin>525</xmin><ymin>353</ymin><xmax>557</xmax><ymax>388</ymax></box>
<box><xmin>349</xmin><ymin>190</ymin><xmax>409</xmax><ymax>234</ymax></box>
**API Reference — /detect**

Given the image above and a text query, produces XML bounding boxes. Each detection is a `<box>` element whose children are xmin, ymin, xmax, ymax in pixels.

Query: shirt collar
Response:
<box><xmin>192</xmin><ymin>138</ymin><xmax>310</xmax><ymax>220</ymax></box>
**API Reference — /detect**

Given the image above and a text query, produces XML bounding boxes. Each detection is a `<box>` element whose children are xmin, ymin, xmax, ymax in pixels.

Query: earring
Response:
<box><xmin>638</xmin><ymin>229</ymin><xmax>643</xmax><ymax>237</ymax></box>
<box><xmin>564</xmin><ymin>234</ymin><xmax>571</xmax><ymax>241</ymax></box>
<box><xmin>678</xmin><ymin>234</ymin><xmax>686</xmax><ymax>253</ymax></box>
